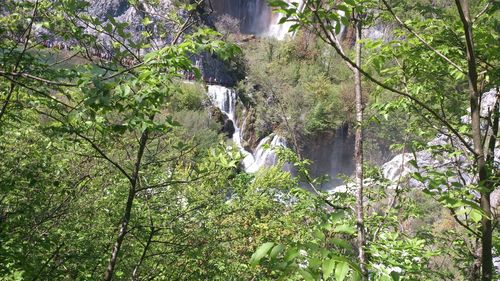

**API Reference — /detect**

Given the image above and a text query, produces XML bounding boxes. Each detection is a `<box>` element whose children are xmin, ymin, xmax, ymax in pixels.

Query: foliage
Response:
<box><xmin>238</xmin><ymin>34</ymin><xmax>354</xmax><ymax>146</ymax></box>
<box><xmin>0</xmin><ymin>0</ymin><xmax>314</xmax><ymax>280</ymax></box>
<box><xmin>260</xmin><ymin>0</ymin><xmax>499</xmax><ymax>280</ymax></box>
<box><xmin>170</xmin><ymin>82</ymin><xmax>207</xmax><ymax>111</ymax></box>
<box><xmin>1</xmin><ymin>0</ymin><xmax>499</xmax><ymax>280</ymax></box>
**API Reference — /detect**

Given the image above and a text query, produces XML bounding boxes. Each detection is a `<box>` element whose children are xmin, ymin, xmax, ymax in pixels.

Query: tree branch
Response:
<box><xmin>309</xmin><ymin>8</ymin><xmax>476</xmax><ymax>156</ymax></box>
<box><xmin>380</xmin><ymin>0</ymin><xmax>465</xmax><ymax>74</ymax></box>
<box><xmin>0</xmin><ymin>70</ymin><xmax>77</xmax><ymax>87</ymax></box>
<box><xmin>0</xmin><ymin>0</ymin><xmax>39</xmax><ymax>124</ymax></box>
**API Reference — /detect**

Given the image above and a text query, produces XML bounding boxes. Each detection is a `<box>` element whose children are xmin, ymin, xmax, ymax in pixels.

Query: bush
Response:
<box><xmin>170</xmin><ymin>82</ymin><xmax>207</xmax><ymax>111</ymax></box>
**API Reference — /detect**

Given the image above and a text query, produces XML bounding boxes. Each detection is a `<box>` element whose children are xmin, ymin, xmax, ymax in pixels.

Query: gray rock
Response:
<box><xmin>381</xmin><ymin>88</ymin><xmax>500</xmax><ymax>210</ymax></box>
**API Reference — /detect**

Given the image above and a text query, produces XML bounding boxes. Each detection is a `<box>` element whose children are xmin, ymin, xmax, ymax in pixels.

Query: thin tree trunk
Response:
<box><xmin>0</xmin><ymin>83</ymin><xmax>15</xmax><ymax>124</ymax></box>
<box><xmin>454</xmin><ymin>0</ymin><xmax>493</xmax><ymax>280</ymax></box>
<box><xmin>104</xmin><ymin>129</ymin><xmax>150</xmax><ymax>281</ymax></box>
<box><xmin>132</xmin><ymin>227</ymin><xmax>155</xmax><ymax>280</ymax></box>
<box><xmin>353</xmin><ymin>15</ymin><xmax>367</xmax><ymax>280</ymax></box>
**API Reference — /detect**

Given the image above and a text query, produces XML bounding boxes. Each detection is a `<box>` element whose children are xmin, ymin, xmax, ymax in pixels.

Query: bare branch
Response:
<box><xmin>0</xmin><ymin>74</ymin><xmax>76</xmax><ymax>110</ymax></box>
<box><xmin>0</xmin><ymin>83</ymin><xmax>16</xmax><ymax>124</ymax></box>
<box><xmin>73</xmin><ymin>130</ymin><xmax>133</xmax><ymax>184</ymax></box>
<box><xmin>0</xmin><ymin>70</ymin><xmax>77</xmax><ymax>87</ymax></box>
<box><xmin>101</xmin><ymin>62</ymin><xmax>145</xmax><ymax>81</ymax></box>
<box><xmin>450</xmin><ymin>208</ymin><xmax>481</xmax><ymax>237</ymax></box>
<box><xmin>473</xmin><ymin>1</ymin><xmax>492</xmax><ymax>23</ymax></box>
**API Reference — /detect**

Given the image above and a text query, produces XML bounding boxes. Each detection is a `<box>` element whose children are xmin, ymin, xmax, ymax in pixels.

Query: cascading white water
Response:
<box><xmin>209</xmin><ymin>0</ymin><xmax>304</xmax><ymax>40</ymax></box>
<box><xmin>207</xmin><ymin>85</ymin><xmax>286</xmax><ymax>172</ymax></box>
<box><xmin>266</xmin><ymin>0</ymin><xmax>304</xmax><ymax>40</ymax></box>
<box><xmin>209</xmin><ymin>0</ymin><xmax>272</xmax><ymax>34</ymax></box>
<box><xmin>267</xmin><ymin>1</ymin><xmax>347</xmax><ymax>40</ymax></box>
<box><xmin>246</xmin><ymin>134</ymin><xmax>287</xmax><ymax>172</ymax></box>
<box><xmin>207</xmin><ymin>85</ymin><xmax>236</xmax><ymax>120</ymax></box>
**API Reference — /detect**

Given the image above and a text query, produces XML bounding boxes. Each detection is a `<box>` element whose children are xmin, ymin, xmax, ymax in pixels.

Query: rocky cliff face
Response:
<box><xmin>87</xmin><ymin>0</ymin><xmax>134</xmax><ymax>20</ymax></box>
<box><xmin>301</xmin><ymin>123</ymin><xmax>355</xmax><ymax>189</ymax></box>
<box><xmin>86</xmin><ymin>0</ymin><xmax>175</xmax><ymax>43</ymax></box>
<box><xmin>84</xmin><ymin>0</ymin><xmax>240</xmax><ymax>85</ymax></box>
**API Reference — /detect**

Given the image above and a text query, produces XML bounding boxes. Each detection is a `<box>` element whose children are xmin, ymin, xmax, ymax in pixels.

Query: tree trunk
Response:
<box><xmin>354</xmin><ymin>15</ymin><xmax>367</xmax><ymax>280</ymax></box>
<box><xmin>454</xmin><ymin>0</ymin><xmax>493</xmax><ymax>280</ymax></box>
<box><xmin>103</xmin><ymin>130</ymin><xmax>150</xmax><ymax>281</ymax></box>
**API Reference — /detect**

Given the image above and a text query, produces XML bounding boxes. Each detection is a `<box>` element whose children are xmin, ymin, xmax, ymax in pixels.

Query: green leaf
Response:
<box><xmin>284</xmin><ymin>247</ymin><xmax>299</xmax><ymax>262</ymax></box>
<box><xmin>141</xmin><ymin>17</ymin><xmax>153</xmax><ymax>26</ymax></box>
<box><xmin>299</xmin><ymin>269</ymin><xmax>315</xmax><ymax>281</ymax></box>
<box><xmin>334</xmin><ymin>224</ymin><xmax>356</xmax><ymax>235</ymax></box>
<box><xmin>390</xmin><ymin>271</ymin><xmax>401</xmax><ymax>281</ymax></box>
<box><xmin>335</xmin><ymin>261</ymin><xmax>349</xmax><ymax>281</ymax></box>
<box><xmin>309</xmin><ymin>257</ymin><xmax>322</xmax><ymax>269</ymax></box>
<box><xmin>250</xmin><ymin>242</ymin><xmax>274</xmax><ymax>266</ymax></box>
<box><xmin>313</xmin><ymin>229</ymin><xmax>326</xmax><ymax>240</ymax></box>
<box><xmin>330</xmin><ymin>211</ymin><xmax>345</xmax><ymax>221</ymax></box>
<box><xmin>322</xmin><ymin>259</ymin><xmax>335</xmax><ymax>279</ymax></box>
<box><xmin>269</xmin><ymin>244</ymin><xmax>285</xmax><ymax>260</ymax></box>
<box><xmin>352</xmin><ymin>271</ymin><xmax>362</xmax><ymax>281</ymax></box>
<box><xmin>268</xmin><ymin>0</ymin><xmax>290</xmax><ymax>9</ymax></box>
<box><xmin>469</xmin><ymin>209</ymin><xmax>482</xmax><ymax>223</ymax></box>
<box><xmin>339</xmin><ymin>14</ymin><xmax>350</xmax><ymax>27</ymax></box>
<box><xmin>330</xmin><ymin>238</ymin><xmax>352</xmax><ymax>250</ymax></box>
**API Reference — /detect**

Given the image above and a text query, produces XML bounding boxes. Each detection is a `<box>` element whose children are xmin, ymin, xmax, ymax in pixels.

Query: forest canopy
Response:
<box><xmin>0</xmin><ymin>0</ymin><xmax>498</xmax><ymax>280</ymax></box>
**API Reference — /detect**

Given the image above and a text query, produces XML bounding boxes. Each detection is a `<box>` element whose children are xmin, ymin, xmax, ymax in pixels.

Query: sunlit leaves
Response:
<box><xmin>268</xmin><ymin>0</ymin><xmax>377</xmax><ymax>36</ymax></box>
<box><xmin>249</xmin><ymin>197</ymin><xmax>361</xmax><ymax>280</ymax></box>
<box><xmin>250</xmin><ymin>242</ymin><xmax>275</xmax><ymax>266</ymax></box>
<box><xmin>322</xmin><ymin>259</ymin><xmax>335</xmax><ymax>279</ymax></box>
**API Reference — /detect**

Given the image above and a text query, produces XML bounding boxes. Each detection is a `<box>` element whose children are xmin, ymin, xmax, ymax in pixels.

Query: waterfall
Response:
<box><xmin>207</xmin><ymin>85</ymin><xmax>236</xmax><ymax>120</ymax></box>
<box><xmin>207</xmin><ymin>85</ymin><xmax>286</xmax><ymax>172</ymax></box>
<box><xmin>246</xmin><ymin>135</ymin><xmax>287</xmax><ymax>173</ymax></box>
<box><xmin>209</xmin><ymin>0</ymin><xmax>304</xmax><ymax>40</ymax></box>
<box><xmin>266</xmin><ymin>0</ymin><xmax>304</xmax><ymax>40</ymax></box>
<box><xmin>209</xmin><ymin>0</ymin><xmax>273</xmax><ymax>35</ymax></box>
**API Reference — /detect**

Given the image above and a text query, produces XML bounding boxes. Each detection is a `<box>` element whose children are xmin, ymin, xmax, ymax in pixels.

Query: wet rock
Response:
<box><xmin>221</xmin><ymin>119</ymin><xmax>236</xmax><ymax>138</ymax></box>
<box><xmin>302</xmin><ymin>123</ymin><xmax>355</xmax><ymax>188</ymax></box>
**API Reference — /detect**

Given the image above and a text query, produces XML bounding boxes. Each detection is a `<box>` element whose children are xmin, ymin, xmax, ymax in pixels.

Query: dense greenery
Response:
<box><xmin>261</xmin><ymin>0</ymin><xmax>499</xmax><ymax>280</ymax></box>
<box><xmin>236</xmin><ymin>33</ymin><xmax>408</xmax><ymax>163</ymax></box>
<box><xmin>0</xmin><ymin>0</ymin><xmax>498</xmax><ymax>280</ymax></box>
